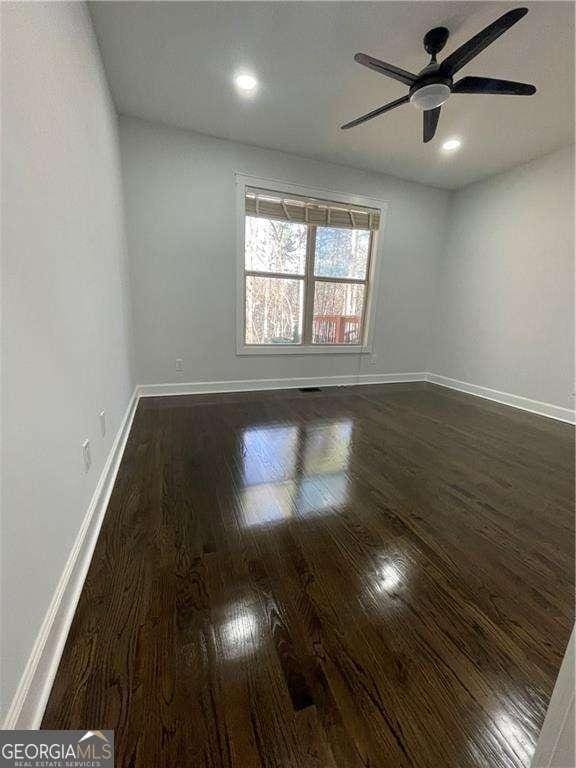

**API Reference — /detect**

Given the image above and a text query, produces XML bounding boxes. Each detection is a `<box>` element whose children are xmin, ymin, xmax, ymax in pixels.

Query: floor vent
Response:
<box><xmin>299</xmin><ymin>387</ymin><xmax>322</xmax><ymax>393</ymax></box>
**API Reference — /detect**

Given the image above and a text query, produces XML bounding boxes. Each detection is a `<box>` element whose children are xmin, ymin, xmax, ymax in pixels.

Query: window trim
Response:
<box><xmin>235</xmin><ymin>173</ymin><xmax>388</xmax><ymax>356</ymax></box>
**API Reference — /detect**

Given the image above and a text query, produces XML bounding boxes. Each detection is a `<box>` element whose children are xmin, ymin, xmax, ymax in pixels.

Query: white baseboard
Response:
<box><xmin>139</xmin><ymin>373</ymin><xmax>575</xmax><ymax>424</ymax></box>
<box><xmin>137</xmin><ymin>372</ymin><xmax>427</xmax><ymax>398</ymax></box>
<box><xmin>427</xmin><ymin>373</ymin><xmax>575</xmax><ymax>424</ymax></box>
<box><xmin>2</xmin><ymin>388</ymin><xmax>140</xmax><ymax>730</ymax></box>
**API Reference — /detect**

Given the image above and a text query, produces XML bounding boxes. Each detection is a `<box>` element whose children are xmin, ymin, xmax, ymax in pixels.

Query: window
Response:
<box><xmin>237</xmin><ymin>179</ymin><xmax>384</xmax><ymax>354</ymax></box>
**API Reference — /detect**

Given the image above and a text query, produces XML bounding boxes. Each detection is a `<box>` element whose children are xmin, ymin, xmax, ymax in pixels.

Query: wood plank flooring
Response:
<box><xmin>43</xmin><ymin>382</ymin><xmax>575</xmax><ymax>767</ymax></box>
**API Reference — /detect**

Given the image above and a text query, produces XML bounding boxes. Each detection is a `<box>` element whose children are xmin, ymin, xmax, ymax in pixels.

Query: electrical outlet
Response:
<box><xmin>99</xmin><ymin>410</ymin><xmax>106</xmax><ymax>437</ymax></box>
<box><xmin>82</xmin><ymin>440</ymin><xmax>91</xmax><ymax>473</ymax></box>
<box><xmin>175</xmin><ymin>358</ymin><xmax>184</xmax><ymax>372</ymax></box>
<box><xmin>369</xmin><ymin>353</ymin><xmax>378</xmax><ymax>366</ymax></box>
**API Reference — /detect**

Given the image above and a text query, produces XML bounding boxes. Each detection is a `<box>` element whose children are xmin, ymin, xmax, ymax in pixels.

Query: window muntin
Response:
<box><xmin>242</xmin><ymin>186</ymin><xmax>379</xmax><ymax>350</ymax></box>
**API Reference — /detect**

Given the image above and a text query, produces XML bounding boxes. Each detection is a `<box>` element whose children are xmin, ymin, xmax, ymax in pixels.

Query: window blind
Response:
<box><xmin>245</xmin><ymin>186</ymin><xmax>380</xmax><ymax>231</ymax></box>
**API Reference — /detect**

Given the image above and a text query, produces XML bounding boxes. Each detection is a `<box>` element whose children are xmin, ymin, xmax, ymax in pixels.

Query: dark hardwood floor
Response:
<box><xmin>43</xmin><ymin>382</ymin><xmax>575</xmax><ymax>767</ymax></box>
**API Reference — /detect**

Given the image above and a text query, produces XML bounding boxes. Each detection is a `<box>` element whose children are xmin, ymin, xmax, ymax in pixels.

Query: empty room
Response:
<box><xmin>1</xmin><ymin>2</ymin><xmax>574</xmax><ymax>767</ymax></box>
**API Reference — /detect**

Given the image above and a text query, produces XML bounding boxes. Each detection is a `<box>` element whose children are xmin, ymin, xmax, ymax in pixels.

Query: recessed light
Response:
<box><xmin>442</xmin><ymin>138</ymin><xmax>462</xmax><ymax>152</ymax></box>
<box><xmin>234</xmin><ymin>73</ymin><xmax>258</xmax><ymax>94</ymax></box>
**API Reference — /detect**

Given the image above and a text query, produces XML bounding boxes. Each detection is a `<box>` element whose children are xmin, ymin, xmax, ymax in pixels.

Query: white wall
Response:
<box><xmin>433</xmin><ymin>145</ymin><xmax>575</xmax><ymax>409</ymax></box>
<box><xmin>118</xmin><ymin>116</ymin><xmax>450</xmax><ymax>386</ymax></box>
<box><xmin>1</xmin><ymin>2</ymin><xmax>133</xmax><ymax>719</ymax></box>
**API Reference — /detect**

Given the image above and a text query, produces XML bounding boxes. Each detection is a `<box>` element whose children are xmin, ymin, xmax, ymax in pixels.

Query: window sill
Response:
<box><xmin>236</xmin><ymin>344</ymin><xmax>372</xmax><ymax>356</ymax></box>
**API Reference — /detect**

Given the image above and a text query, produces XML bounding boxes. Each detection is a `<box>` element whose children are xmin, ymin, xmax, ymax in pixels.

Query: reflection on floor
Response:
<box><xmin>42</xmin><ymin>383</ymin><xmax>575</xmax><ymax>768</ymax></box>
<box><xmin>240</xmin><ymin>420</ymin><xmax>352</xmax><ymax>527</ymax></box>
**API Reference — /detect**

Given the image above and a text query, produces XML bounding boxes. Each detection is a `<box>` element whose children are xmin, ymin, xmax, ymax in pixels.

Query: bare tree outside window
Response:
<box><xmin>314</xmin><ymin>227</ymin><xmax>370</xmax><ymax>280</ymax></box>
<box><xmin>245</xmin><ymin>217</ymin><xmax>307</xmax><ymax>275</ymax></box>
<box><xmin>246</xmin><ymin>275</ymin><xmax>304</xmax><ymax>344</ymax></box>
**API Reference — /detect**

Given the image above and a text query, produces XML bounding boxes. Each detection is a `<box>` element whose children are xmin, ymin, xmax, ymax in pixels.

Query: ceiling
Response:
<box><xmin>89</xmin><ymin>1</ymin><xmax>574</xmax><ymax>189</ymax></box>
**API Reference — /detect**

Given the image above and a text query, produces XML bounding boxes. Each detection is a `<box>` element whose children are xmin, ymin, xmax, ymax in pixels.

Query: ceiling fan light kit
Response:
<box><xmin>410</xmin><ymin>83</ymin><xmax>451</xmax><ymax>111</ymax></box>
<box><xmin>341</xmin><ymin>7</ymin><xmax>537</xmax><ymax>143</ymax></box>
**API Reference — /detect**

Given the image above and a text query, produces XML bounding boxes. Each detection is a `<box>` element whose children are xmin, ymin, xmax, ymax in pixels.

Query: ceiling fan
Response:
<box><xmin>341</xmin><ymin>7</ymin><xmax>536</xmax><ymax>142</ymax></box>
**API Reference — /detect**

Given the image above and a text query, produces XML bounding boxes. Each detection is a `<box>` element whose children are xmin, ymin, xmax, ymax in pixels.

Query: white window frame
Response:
<box><xmin>235</xmin><ymin>173</ymin><xmax>388</xmax><ymax>356</ymax></box>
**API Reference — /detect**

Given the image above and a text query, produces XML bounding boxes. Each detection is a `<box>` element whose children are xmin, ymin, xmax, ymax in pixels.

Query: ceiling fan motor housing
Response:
<box><xmin>423</xmin><ymin>27</ymin><xmax>450</xmax><ymax>56</ymax></box>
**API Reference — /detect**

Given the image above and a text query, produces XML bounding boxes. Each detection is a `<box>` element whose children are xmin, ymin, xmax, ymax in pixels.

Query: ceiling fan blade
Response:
<box><xmin>423</xmin><ymin>107</ymin><xmax>441</xmax><ymax>143</ymax></box>
<box><xmin>354</xmin><ymin>53</ymin><xmax>417</xmax><ymax>85</ymax></box>
<box><xmin>440</xmin><ymin>8</ymin><xmax>528</xmax><ymax>76</ymax></box>
<box><xmin>341</xmin><ymin>95</ymin><xmax>409</xmax><ymax>130</ymax></box>
<box><xmin>452</xmin><ymin>76</ymin><xmax>536</xmax><ymax>95</ymax></box>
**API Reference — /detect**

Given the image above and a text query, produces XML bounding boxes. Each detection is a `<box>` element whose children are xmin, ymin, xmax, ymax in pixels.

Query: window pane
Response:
<box><xmin>314</xmin><ymin>227</ymin><xmax>370</xmax><ymax>280</ymax></box>
<box><xmin>245</xmin><ymin>216</ymin><xmax>307</xmax><ymax>275</ymax></box>
<box><xmin>246</xmin><ymin>275</ymin><xmax>304</xmax><ymax>345</ymax></box>
<box><xmin>312</xmin><ymin>281</ymin><xmax>365</xmax><ymax>345</ymax></box>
